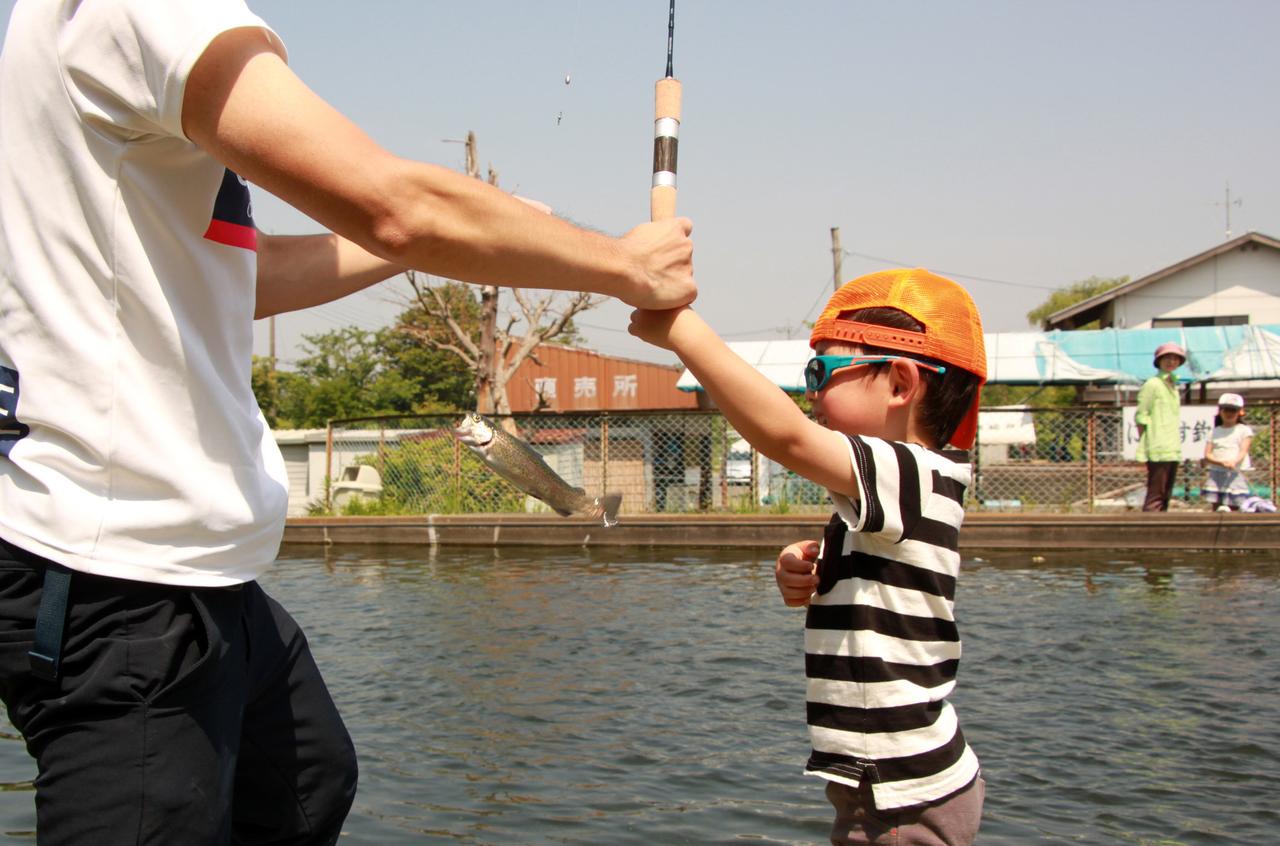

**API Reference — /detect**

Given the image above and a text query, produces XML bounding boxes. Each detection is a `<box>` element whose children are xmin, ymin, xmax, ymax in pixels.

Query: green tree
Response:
<box><xmin>382</xmin><ymin>290</ymin><xmax>478</xmax><ymax>413</ymax></box>
<box><xmin>251</xmin><ymin>355</ymin><xmax>280</xmax><ymax>427</ymax></box>
<box><xmin>981</xmin><ymin>384</ymin><xmax>1077</xmax><ymax>408</ymax></box>
<box><xmin>270</xmin><ymin>327</ymin><xmax>423</xmax><ymax>427</ymax></box>
<box><xmin>1026</xmin><ymin>275</ymin><xmax>1128</xmax><ymax>329</ymax></box>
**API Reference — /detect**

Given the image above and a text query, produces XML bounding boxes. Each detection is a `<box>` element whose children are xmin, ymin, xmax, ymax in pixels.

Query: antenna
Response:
<box><xmin>1214</xmin><ymin>181</ymin><xmax>1243</xmax><ymax>239</ymax></box>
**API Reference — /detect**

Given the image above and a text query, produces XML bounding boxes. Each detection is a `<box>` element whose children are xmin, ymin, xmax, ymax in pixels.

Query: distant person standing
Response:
<box><xmin>1202</xmin><ymin>393</ymin><xmax>1253</xmax><ymax>512</ymax></box>
<box><xmin>1135</xmin><ymin>342</ymin><xmax>1186</xmax><ymax>511</ymax></box>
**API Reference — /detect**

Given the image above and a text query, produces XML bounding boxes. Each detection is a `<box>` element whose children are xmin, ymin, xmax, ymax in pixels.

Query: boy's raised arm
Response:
<box><xmin>629</xmin><ymin>307</ymin><xmax>859</xmax><ymax>498</ymax></box>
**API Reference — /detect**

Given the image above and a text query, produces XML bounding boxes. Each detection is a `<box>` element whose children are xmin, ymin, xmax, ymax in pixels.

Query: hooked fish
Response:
<box><xmin>452</xmin><ymin>413</ymin><xmax>622</xmax><ymax>527</ymax></box>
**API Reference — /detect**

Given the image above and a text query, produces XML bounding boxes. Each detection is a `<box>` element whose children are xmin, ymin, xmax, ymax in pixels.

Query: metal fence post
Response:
<box><xmin>452</xmin><ymin>435</ymin><xmax>461</xmax><ymax>509</ymax></box>
<box><xmin>1271</xmin><ymin>404</ymin><xmax>1277</xmax><ymax>499</ymax></box>
<box><xmin>378</xmin><ymin>424</ymin><xmax>386</xmax><ymax>481</ymax></box>
<box><xmin>601</xmin><ymin>413</ymin><xmax>610</xmax><ymax>493</ymax></box>
<box><xmin>750</xmin><ymin>445</ymin><xmax>759</xmax><ymax>509</ymax></box>
<box><xmin>324</xmin><ymin>419</ymin><xmax>334</xmax><ymax>510</ymax></box>
<box><xmin>1087</xmin><ymin>410</ymin><xmax>1096</xmax><ymax>513</ymax></box>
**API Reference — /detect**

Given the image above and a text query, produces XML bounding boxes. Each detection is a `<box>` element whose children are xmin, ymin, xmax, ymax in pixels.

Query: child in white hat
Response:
<box><xmin>1202</xmin><ymin>393</ymin><xmax>1253</xmax><ymax>511</ymax></box>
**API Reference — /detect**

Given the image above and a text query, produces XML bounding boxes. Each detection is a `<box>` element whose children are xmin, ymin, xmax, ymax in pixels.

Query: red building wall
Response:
<box><xmin>505</xmin><ymin>345</ymin><xmax>698</xmax><ymax>412</ymax></box>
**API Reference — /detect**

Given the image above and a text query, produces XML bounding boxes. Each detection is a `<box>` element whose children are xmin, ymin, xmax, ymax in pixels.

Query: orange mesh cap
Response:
<box><xmin>810</xmin><ymin>268</ymin><xmax>987</xmax><ymax>448</ymax></box>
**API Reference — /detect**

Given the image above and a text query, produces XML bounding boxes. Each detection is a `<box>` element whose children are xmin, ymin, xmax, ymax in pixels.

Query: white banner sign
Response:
<box><xmin>977</xmin><ymin>407</ymin><xmax>1037</xmax><ymax>445</ymax></box>
<box><xmin>1121</xmin><ymin>405</ymin><xmax>1218</xmax><ymax>462</ymax></box>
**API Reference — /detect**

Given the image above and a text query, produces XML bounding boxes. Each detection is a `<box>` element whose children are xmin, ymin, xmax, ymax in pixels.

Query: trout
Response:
<box><xmin>452</xmin><ymin>413</ymin><xmax>622</xmax><ymax>527</ymax></box>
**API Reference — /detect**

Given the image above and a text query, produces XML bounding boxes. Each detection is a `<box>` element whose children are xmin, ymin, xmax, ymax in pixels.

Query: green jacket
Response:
<box><xmin>1135</xmin><ymin>372</ymin><xmax>1181</xmax><ymax>462</ymax></box>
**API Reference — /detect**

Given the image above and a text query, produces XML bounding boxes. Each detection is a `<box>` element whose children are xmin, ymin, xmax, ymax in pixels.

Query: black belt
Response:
<box><xmin>28</xmin><ymin>564</ymin><xmax>72</xmax><ymax>681</ymax></box>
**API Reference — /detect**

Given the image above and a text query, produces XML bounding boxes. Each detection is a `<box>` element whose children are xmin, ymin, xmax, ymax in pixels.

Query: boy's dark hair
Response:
<box><xmin>839</xmin><ymin>306</ymin><xmax>984</xmax><ymax>449</ymax></box>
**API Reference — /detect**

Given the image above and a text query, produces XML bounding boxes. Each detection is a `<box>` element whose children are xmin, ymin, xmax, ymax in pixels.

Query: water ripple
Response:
<box><xmin>0</xmin><ymin>546</ymin><xmax>1274</xmax><ymax>844</ymax></box>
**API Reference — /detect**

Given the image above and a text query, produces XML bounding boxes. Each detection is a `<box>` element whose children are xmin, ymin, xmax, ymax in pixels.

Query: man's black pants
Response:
<box><xmin>0</xmin><ymin>538</ymin><xmax>357</xmax><ymax>844</ymax></box>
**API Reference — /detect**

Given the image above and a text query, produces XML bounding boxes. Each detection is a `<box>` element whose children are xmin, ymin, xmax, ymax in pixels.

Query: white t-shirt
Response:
<box><xmin>0</xmin><ymin>0</ymin><xmax>289</xmax><ymax>586</ymax></box>
<box><xmin>1206</xmin><ymin>423</ymin><xmax>1253</xmax><ymax>471</ymax></box>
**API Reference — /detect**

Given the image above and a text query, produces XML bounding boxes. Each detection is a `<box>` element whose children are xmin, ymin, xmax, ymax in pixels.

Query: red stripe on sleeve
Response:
<box><xmin>203</xmin><ymin>219</ymin><xmax>258</xmax><ymax>251</ymax></box>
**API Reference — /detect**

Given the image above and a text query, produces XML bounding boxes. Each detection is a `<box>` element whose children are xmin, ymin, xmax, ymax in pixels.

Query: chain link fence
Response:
<box><xmin>975</xmin><ymin>404</ymin><xmax>1277</xmax><ymax>511</ymax></box>
<box><xmin>307</xmin><ymin>405</ymin><xmax>1278</xmax><ymax>517</ymax></box>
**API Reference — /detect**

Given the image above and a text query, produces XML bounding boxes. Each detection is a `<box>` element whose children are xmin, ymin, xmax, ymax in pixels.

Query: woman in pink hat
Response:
<box><xmin>1135</xmin><ymin>343</ymin><xmax>1186</xmax><ymax>511</ymax></box>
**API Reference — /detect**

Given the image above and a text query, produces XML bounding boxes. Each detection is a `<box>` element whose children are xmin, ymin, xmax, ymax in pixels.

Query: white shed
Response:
<box><xmin>273</xmin><ymin>429</ymin><xmax>328</xmax><ymax>516</ymax></box>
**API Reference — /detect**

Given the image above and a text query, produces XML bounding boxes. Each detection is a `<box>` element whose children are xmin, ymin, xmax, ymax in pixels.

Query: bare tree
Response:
<box><xmin>393</xmin><ymin>132</ymin><xmax>604</xmax><ymax>420</ymax></box>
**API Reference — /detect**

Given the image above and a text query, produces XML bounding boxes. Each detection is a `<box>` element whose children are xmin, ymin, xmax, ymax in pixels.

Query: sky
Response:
<box><xmin>5</xmin><ymin>1</ymin><xmax>1279</xmax><ymax>368</ymax></box>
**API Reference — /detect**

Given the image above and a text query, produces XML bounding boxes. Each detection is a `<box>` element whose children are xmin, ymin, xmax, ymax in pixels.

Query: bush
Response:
<box><xmin>355</xmin><ymin>434</ymin><xmax>525</xmax><ymax>514</ymax></box>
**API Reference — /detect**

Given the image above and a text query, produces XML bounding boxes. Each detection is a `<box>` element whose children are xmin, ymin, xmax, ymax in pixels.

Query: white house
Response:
<box><xmin>1043</xmin><ymin>231</ymin><xmax>1280</xmax><ymax>331</ymax></box>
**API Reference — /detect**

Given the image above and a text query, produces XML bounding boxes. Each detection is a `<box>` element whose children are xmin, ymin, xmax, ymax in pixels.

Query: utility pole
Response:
<box><xmin>830</xmin><ymin>226</ymin><xmax>843</xmax><ymax>292</ymax></box>
<box><xmin>465</xmin><ymin>131</ymin><xmax>501</xmax><ymax>415</ymax></box>
<box><xmin>1214</xmin><ymin>181</ymin><xmax>1243</xmax><ymax>240</ymax></box>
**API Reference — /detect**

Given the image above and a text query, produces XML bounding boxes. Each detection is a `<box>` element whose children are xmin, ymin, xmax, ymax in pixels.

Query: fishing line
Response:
<box><xmin>558</xmin><ymin>0</ymin><xmax>583</xmax><ymax>125</ymax></box>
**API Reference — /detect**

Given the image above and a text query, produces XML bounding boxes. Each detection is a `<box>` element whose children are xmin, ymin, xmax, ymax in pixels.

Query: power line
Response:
<box><xmin>842</xmin><ymin>250</ymin><xmax>1062</xmax><ymax>292</ymax></box>
<box><xmin>801</xmin><ymin>270</ymin><xmax>836</xmax><ymax>324</ymax></box>
<box><xmin>577</xmin><ymin>318</ymin><xmax>808</xmax><ymax>340</ymax></box>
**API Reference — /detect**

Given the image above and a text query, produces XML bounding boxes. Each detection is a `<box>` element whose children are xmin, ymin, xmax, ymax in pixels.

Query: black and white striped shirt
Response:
<box><xmin>804</xmin><ymin>434</ymin><xmax>979</xmax><ymax>810</ymax></box>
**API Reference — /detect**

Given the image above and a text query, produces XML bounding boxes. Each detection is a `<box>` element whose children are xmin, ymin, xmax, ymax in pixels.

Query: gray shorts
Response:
<box><xmin>826</xmin><ymin>774</ymin><xmax>985</xmax><ymax>846</ymax></box>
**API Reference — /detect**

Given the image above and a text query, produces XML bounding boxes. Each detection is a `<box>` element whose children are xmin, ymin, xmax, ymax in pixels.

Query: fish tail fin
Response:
<box><xmin>597</xmin><ymin>493</ymin><xmax>622</xmax><ymax>528</ymax></box>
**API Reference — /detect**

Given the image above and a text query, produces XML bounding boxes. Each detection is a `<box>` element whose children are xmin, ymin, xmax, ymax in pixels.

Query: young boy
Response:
<box><xmin>629</xmin><ymin>268</ymin><xmax>987</xmax><ymax>845</ymax></box>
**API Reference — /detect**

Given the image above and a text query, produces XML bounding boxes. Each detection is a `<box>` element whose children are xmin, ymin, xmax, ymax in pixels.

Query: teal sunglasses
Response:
<box><xmin>804</xmin><ymin>355</ymin><xmax>947</xmax><ymax>392</ymax></box>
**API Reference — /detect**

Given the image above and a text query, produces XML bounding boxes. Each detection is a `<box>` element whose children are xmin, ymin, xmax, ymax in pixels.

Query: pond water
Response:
<box><xmin>0</xmin><ymin>545</ymin><xmax>1276</xmax><ymax>844</ymax></box>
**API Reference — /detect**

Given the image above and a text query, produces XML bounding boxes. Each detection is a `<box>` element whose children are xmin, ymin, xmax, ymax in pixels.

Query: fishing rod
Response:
<box><xmin>650</xmin><ymin>0</ymin><xmax>680</xmax><ymax>222</ymax></box>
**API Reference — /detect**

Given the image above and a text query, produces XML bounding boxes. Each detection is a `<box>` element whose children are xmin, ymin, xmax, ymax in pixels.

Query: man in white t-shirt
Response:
<box><xmin>0</xmin><ymin>1</ymin><xmax>696</xmax><ymax>842</ymax></box>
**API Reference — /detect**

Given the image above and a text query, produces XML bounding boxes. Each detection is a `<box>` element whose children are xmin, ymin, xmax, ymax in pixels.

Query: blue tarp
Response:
<box><xmin>998</xmin><ymin>324</ymin><xmax>1280</xmax><ymax>385</ymax></box>
<box><xmin>677</xmin><ymin>324</ymin><xmax>1280</xmax><ymax>391</ymax></box>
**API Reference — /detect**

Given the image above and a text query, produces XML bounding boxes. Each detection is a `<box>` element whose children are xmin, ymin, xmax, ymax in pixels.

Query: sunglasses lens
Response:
<box><xmin>805</xmin><ymin>360</ymin><xmax>825</xmax><ymax>391</ymax></box>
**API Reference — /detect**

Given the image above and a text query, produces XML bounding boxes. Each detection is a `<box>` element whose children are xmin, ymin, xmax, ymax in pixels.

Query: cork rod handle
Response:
<box><xmin>650</xmin><ymin>76</ymin><xmax>682</xmax><ymax>221</ymax></box>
